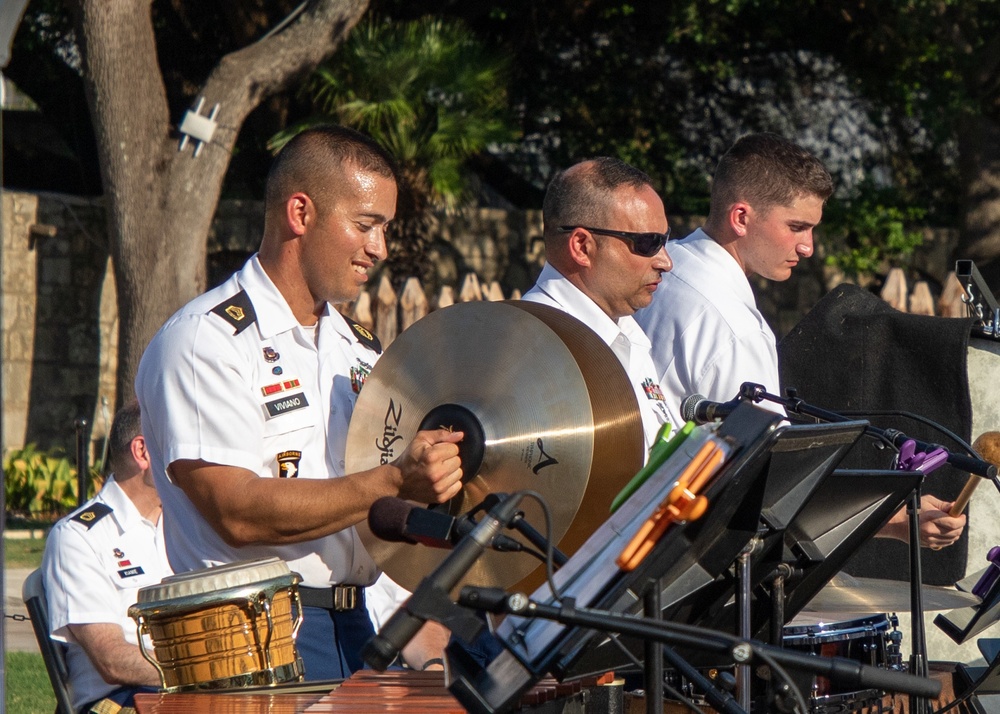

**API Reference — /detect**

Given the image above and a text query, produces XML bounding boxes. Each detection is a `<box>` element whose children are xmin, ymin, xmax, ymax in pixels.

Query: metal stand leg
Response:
<box><xmin>736</xmin><ymin>541</ymin><xmax>758</xmax><ymax>712</ymax></box>
<box><xmin>645</xmin><ymin>579</ymin><xmax>663</xmax><ymax>714</ymax></box>
<box><xmin>907</xmin><ymin>486</ymin><xmax>930</xmax><ymax>714</ymax></box>
<box><xmin>769</xmin><ymin>564</ymin><xmax>793</xmax><ymax>648</ymax></box>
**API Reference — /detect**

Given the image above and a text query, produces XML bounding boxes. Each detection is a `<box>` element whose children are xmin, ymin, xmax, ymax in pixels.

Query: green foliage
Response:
<box><xmin>273</xmin><ymin>16</ymin><xmax>516</xmax><ymax>209</ymax></box>
<box><xmin>822</xmin><ymin>186</ymin><xmax>927</xmax><ymax>278</ymax></box>
<box><xmin>4</xmin><ymin>444</ymin><xmax>102</xmax><ymax>516</ymax></box>
<box><xmin>272</xmin><ymin>15</ymin><xmax>518</xmax><ymax>285</ymax></box>
<box><xmin>6</xmin><ymin>652</ymin><xmax>56</xmax><ymax>714</ymax></box>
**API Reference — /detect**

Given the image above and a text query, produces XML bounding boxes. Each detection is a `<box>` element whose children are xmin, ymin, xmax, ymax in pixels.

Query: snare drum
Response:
<box><xmin>782</xmin><ymin>613</ymin><xmax>903</xmax><ymax>713</ymax></box>
<box><xmin>128</xmin><ymin>557</ymin><xmax>304</xmax><ymax>691</ymax></box>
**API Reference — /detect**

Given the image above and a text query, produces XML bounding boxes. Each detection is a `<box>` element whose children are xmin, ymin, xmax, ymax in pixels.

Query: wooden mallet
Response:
<box><xmin>949</xmin><ymin>431</ymin><xmax>1000</xmax><ymax>517</ymax></box>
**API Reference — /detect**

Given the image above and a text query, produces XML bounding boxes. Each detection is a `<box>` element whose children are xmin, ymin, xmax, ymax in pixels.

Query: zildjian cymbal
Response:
<box><xmin>346</xmin><ymin>300</ymin><xmax>644</xmax><ymax>593</ymax></box>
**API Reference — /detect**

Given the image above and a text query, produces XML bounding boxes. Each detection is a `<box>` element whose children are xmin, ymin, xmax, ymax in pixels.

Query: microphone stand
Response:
<box><xmin>458</xmin><ymin>587</ymin><xmax>942</xmax><ymax>712</ymax></box>
<box><xmin>477</xmin><ymin>493</ymin><xmax>569</xmax><ymax>567</ymax></box>
<box><xmin>735</xmin><ymin>382</ymin><xmax>998</xmax><ymax>480</ymax></box>
<box><xmin>737</xmin><ymin>382</ymin><xmax>996</xmax><ymax>714</ymax></box>
<box><xmin>644</xmin><ymin>579</ymin><xmax>664</xmax><ymax>714</ymax></box>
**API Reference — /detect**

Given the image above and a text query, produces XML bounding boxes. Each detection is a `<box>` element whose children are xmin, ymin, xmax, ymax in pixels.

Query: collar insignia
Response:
<box><xmin>340</xmin><ymin>314</ymin><xmax>382</xmax><ymax>354</ymax></box>
<box><xmin>71</xmin><ymin>502</ymin><xmax>113</xmax><ymax>529</ymax></box>
<box><xmin>211</xmin><ymin>290</ymin><xmax>257</xmax><ymax>335</ymax></box>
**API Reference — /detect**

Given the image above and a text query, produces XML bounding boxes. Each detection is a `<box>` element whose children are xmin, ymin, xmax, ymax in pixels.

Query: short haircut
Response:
<box><xmin>107</xmin><ymin>400</ymin><xmax>142</xmax><ymax>475</ymax></box>
<box><xmin>265</xmin><ymin>125</ymin><xmax>398</xmax><ymax>216</ymax></box>
<box><xmin>543</xmin><ymin>157</ymin><xmax>654</xmax><ymax>233</ymax></box>
<box><xmin>710</xmin><ymin>133</ymin><xmax>833</xmax><ymax>217</ymax></box>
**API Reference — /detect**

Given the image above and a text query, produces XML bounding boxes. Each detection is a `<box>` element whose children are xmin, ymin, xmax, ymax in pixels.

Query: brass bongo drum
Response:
<box><xmin>128</xmin><ymin>557</ymin><xmax>304</xmax><ymax>691</ymax></box>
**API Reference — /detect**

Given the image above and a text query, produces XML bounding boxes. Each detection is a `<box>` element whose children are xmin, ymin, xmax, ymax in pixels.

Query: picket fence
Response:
<box><xmin>347</xmin><ymin>268</ymin><xmax>970</xmax><ymax>350</ymax></box>
<box><xmin>340</xmin><ymin>273</ymin><xmax>520</xmax><ymax>349</ymax></box>
<box><xmin>880</xmin><ymin>268</ymin><xmax>967</xmax><ymax>318</ymax></box>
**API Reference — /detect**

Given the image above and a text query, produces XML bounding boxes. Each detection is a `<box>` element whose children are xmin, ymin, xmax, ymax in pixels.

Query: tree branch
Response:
<box><xmin>199</xmin><ymin>0</ymin><xmax>368</xmax><ymax>140</ymax></box>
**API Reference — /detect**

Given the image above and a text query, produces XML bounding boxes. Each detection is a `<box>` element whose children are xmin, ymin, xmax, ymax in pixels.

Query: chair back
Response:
<box><xmin>22</xmin><ymin>568</ymin><xmax>75</xmax><ymax>714</ymax></box>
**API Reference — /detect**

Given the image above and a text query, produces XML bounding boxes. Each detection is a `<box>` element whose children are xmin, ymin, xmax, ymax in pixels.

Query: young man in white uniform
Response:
<box><xmin>636</xmin><ymin>132</ymin><xmax>965</xmax><ymax>550</ymax></box>
<box><xmin>136</xmin><ymin>126</ymin><xmax>454</xmax><ymax>679</ymax></box>
<box><xmin>636</xmin><ymin>133</ymin><xmax>832</xmax><ymax>425</ymax></box>
<box><xmin>43</xmin><ymin>401</ymin><xmax>171</xmax><ymax>713</ymax></box>
<box><xmin>522</xmin><ymin>157</ymin><xmax>680</xmax><ymax>452</ymax></box>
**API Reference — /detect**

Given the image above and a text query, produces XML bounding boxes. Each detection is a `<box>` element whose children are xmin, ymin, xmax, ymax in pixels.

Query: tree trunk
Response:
<box><xmin>68</xmin><ymin>0</ymin><xmax>369</xmax><ymax>407</ymax></box>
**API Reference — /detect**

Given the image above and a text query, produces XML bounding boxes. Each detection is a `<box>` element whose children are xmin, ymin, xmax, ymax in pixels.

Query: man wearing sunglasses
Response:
<box><xmin>521</xmin><ymin>157</ymin><xmax>680</xmax><ymax>451</ymax></box>
<box><xmin>636</xmin><ymin>133</ymin><xmax>832</xmax><ymax>427</ymax></box>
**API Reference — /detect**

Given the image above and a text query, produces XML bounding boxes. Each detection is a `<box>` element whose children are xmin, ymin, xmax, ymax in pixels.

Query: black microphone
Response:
<box><xmin>368</xmin><ymin>496</ymin><xmax>524</xmax><ymax>553</ymax></box>
<box><xmin>681</xmin><ymin>394</ymin><xmax>742</xmax><ymax>424</ymax></box>
<box><xmin>362</xmin><ymin>492</ymin><xmax>527</xmax><ymax>670</ymax></box>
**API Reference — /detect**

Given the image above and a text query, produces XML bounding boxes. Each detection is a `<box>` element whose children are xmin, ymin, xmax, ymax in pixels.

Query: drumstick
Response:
<box><xmin>949</xmin><ymin>431</ymin><xmax>1000</xmax><ymax>516</ymax></box>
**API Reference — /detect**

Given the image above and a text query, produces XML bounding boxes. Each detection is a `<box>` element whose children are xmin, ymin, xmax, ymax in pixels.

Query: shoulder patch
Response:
<box><xmin>342</xmin><ymin>313</ymin><xmax>382</xmax><ymax>354</ymax></box>
<box><xmin>211</xmin><ymin>290</ymin><xmax>258</xmax><ymax>335</ymax></box>
<box><xmin>70</xmin><ymin>502</ymin><xmax>113</xmax><ymax>529</ymax></box>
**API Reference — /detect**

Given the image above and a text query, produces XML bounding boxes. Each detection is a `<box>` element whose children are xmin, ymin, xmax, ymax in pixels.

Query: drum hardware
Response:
<box><xmin>782</xmin><ymin>613</ymin><xmax>906</xmax><ymax>714</ymax></box>
<box><xmin>128</xmin><ymin>557</ymin><xmax>304</xmax><ymax>692</ymax></box>
<box><xmin>345</xmin><ymin>300</ymin><xmax>645</xmax><ymax>594</ymax></box>
<box><xmin>956</xmin><ymin>259</ymin><xmax>1000</xmax><ymax>339</ymax></box>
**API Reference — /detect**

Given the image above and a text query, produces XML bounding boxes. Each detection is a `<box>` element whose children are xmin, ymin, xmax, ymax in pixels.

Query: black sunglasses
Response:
<box><xmin>559</xmin><ymin>225</ymin><xmax>671</xmax><ymax>258</ymax></box>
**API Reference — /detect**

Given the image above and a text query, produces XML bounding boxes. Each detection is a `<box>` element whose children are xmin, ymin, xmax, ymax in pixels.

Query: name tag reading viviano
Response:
<box><xmin>265</xmin><ymin>393</ymin><xmax>310</xmax><ymax>418</ymax></box>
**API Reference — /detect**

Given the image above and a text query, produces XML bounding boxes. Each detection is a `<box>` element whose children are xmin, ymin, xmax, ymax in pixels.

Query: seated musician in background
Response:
<box><xmin>42</xmin><ymin>400</ymin><xmax>171</xmax><ymax>714</ymax></box>
<box><xmin>522</xmin><ymin>157</ymin><xmax>682</xmax><ymax>452</ymax></box>
<box><xmin>636</xmin><ymin>132</ymin><xmax>966</xmax><ymax>550</ymax></box>
<box><xmin>136</xmin><ymin>125</ymin><xmax>453</xmax><ymax>679</ymax></box>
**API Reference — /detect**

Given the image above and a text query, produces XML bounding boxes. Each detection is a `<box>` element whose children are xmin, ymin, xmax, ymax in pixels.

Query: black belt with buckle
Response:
<box><xmin>298</xmin><ymin>584</ymin><xmax>363</xmax><ymax>611</ymax></box>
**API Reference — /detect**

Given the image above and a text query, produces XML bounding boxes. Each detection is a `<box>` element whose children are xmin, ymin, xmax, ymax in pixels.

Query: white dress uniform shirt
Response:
<box><xmin>42</xmin><ymin>477</ymin><xmax>171</xmax><ymax>712</ymax></box>
<box><xmin>364</xmin><ymin>572</ymin><xmax>411</xmax><ymax>631</ymax></box>
<box><xmin>522</xmin><ymin>262</ymin><xmax>678</xmax><ymax>453</ymax></box>
<box><xmin>636</xmin><ymin>228</ymin><xmax>784</xmax><ymax>425</ymax></box>
<box><xmin>136</xmin><ymin>255</ymin><xmax>382</xmax><ymax>588</ymax></box>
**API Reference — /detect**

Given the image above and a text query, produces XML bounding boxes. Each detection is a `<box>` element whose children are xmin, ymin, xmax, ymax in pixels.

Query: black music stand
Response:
<box><xmin>953</xmin><ymin>639</ymin><xmax>1000</xmax><ymax>713</ymax></box>
<box><xmin>565</xmin><ymin>419</ymin><xmax>874</xmax><ymax>676</ymax></box>
<box><xmin>673</xmin><ymin>468</ymin><xmax>923</xmax><ymax>653</ymax></box>
<box><xmin>444</xmin><ymin>403</ymin><xmax>870</xmax><ymax>714</ymax></box>
<box><xmin>759</xmin><ymin>469</ymin><xmax>924</xmax><ymax>633</ymax></box>
<box><xmin>936</xmin><ymin>566</ymin><xmax>1000</xmax><ymax>645</ymax></box>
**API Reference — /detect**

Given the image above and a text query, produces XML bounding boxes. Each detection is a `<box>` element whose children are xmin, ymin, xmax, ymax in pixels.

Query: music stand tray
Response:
<box><xmin>937</xmin><ymin>567</ymin><xmax>1000</xmax><ymax>645</ymax></box>
<box><xmin>955</xmin><ymin>639</ymin><xmax>1000</xmax><ymax>714</ymax></box>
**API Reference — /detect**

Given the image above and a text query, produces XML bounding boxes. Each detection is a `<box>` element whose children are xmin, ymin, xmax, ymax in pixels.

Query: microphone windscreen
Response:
<box><xmin>681</xmin><ymin>394</ymin><xmax>705</xmax><ymax>422</ymax></box>
<box><xmin>368</xmin><ymin>496</ymin><xmax>417</xmax><ymax>544</ymax></box>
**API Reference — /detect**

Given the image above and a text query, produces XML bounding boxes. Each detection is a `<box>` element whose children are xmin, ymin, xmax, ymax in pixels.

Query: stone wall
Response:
<box><xmin>2</xmin><ymin>192</ymin><xmax>38</xmax><ymax>454</ymax></box>
<box><xmin>2</xmin><ymin>191</ymin><xmax>115</xmax><ymax>460</ymax></box>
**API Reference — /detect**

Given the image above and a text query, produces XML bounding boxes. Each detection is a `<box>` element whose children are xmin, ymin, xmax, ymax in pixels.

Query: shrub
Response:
<box><xmin>4</xmin><ymin>444</ymin><xmax>103</xmax><ymax>517</ymax></box>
